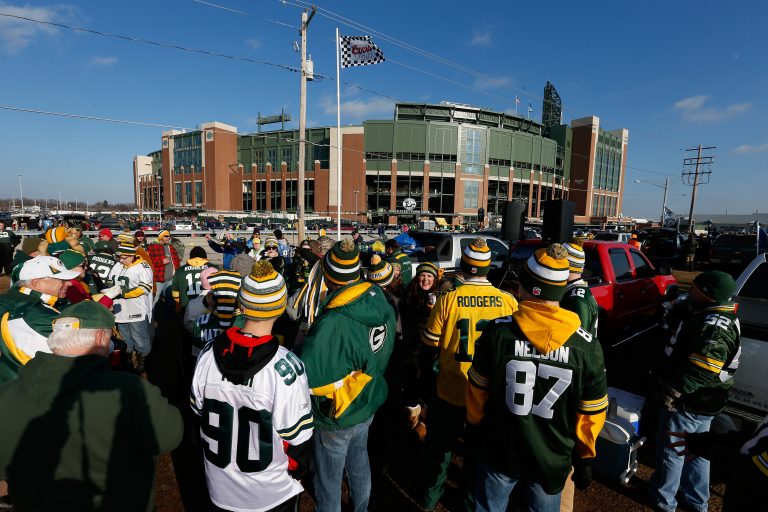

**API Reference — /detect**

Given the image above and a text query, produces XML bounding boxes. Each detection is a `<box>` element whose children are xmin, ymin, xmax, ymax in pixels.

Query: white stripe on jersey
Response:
<box><xmin>113</xmin><ymin>261</ymin><xmax>154</xmax><ymax>323</ymax></box>
<box><xmin>191</xmin><ymin>344</ymin><xmax>313</xmax><ymax>512</ymax></box>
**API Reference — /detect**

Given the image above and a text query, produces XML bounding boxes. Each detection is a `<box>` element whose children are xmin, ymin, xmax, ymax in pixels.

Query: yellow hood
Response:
<box><xmin>514</xmin><ymin>301</ymin><xmax>581</xmax><ymax>354</ymax></box>
<box><xmin>186</xmin><ymin>257</ymin><xmax>208</xmax><ymax>266</ymax></box>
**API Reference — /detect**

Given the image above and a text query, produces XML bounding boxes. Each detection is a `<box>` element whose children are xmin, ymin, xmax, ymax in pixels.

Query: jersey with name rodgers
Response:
<box><xmin>423</xmin><ymin>280</ymin><xmax>517</xmax><ymax>406</ymax></box>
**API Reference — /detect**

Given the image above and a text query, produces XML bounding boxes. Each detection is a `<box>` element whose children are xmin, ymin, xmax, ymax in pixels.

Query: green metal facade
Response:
<box><xmin>237</xmin><ymin>127</ymin><xmax>331</xmax><ymax>173</ymax></box>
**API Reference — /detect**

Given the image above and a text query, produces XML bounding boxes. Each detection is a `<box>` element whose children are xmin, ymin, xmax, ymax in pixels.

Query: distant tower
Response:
<box><xmin>542</xmin><ymin>81</ymin><xmax>563</xmax><ymax>133</ymax></box>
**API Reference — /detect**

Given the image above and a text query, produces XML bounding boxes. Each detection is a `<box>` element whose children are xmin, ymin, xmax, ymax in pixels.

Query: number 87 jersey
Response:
<box><xmin>191</xmin><ymin>334</ymin><xmax>314</xmax><ymax>512</ymax></box>
<box><xmin>467</xmin><ymin>308</ymin><xmax>608</xmax><ymax>494</ymax></box>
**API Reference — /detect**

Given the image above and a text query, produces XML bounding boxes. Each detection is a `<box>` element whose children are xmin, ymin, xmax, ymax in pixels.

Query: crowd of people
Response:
<box><xmin>0</xmin><ymin>220</ymin><xmax>762</xmax><ymax>512</ymax></box>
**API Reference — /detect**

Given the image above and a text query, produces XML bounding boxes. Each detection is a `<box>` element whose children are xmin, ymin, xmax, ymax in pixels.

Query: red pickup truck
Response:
<box><xmin>581</xmin><ymin>241</ymin><xmax>678</xmax><ymax>345</ymax></box>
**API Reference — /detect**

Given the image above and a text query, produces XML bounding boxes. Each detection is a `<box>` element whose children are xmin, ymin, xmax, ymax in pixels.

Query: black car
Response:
<box><xmin>710</xmin><ymin>234</ymin><xmax>758</xmax><ymax>270</ymax></box>
<box><xmin>641</xmin><ymin>228</ymin><xmax>688</xmax><ymax>268</ymax></box>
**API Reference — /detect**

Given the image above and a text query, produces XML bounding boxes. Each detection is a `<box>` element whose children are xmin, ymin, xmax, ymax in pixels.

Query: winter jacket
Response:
<box><xmin>0</xmin><ymin>286</ymin><xmax>61</xmax><ymax>383</ymax></box>
<box><xmin>146</xmin><ymin>242</ymin><xmax>181</xmax><ymax>284</ymax></box>
<box><xmin>0</xmin><ymin>353</ymin><xmax>182</xmax><ymax>511</ymax></box>
<box><xmin>301</xmin><ymin>280</ymin><xmax>395</xmax><ymax>430</ymax></box>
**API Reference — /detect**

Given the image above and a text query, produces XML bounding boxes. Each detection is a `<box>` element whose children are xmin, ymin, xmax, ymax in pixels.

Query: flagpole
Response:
<box><xmin>335</xmin><ymin>27</ymin><xmax>342</xmax><ymax>241</ymax></box>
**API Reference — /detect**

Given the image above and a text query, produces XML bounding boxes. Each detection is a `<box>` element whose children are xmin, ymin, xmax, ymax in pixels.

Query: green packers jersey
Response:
<box><xmin>422</xmin><ymin>280</ymin><xmax>517</xmax><ymax>406</ymax></box>
<box><xmin>192</xmin><ymin>312</ymin><xmax>225</xmax><ymax>356</ymax></box>
<box><xmin>560</xmin><ymin>280</ymin><xmax>599</xmax><ymax>337</ymax></box>
<box><xmin>172</xmin><ymin>260</ymin><xmax>213</xmax><ymax>307</ymax></box>
<box><xmin>468</xmin><ymin>312</ymin><xmax>608</xmax><ymax>494</ymax></box>
<box><xmin>662</xmin><ymin>303</ymin><xmax>741</xmax><ymax>415</ymax></box>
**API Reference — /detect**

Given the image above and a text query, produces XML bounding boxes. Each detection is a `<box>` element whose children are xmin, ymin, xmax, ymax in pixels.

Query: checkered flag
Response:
<box><xmin>340</xmin><ymin>35</ymin><xmax>385</xmax><ymax>68</ymax></box>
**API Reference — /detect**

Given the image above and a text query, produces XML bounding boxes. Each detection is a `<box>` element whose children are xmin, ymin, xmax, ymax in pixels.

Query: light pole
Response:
<box><xmin>634</xmin><ymin>178</ymin><xmax>669</xmax><ymax>225</ymax></box>
<box><xmin>353</xmin><ymin>190</ymin><xmax>359</xmax><ymax>224</ymax></box>
<box><xmin>18</xmin><ymin>174</ymin><xmax>23</xmax><ymax>212</ymax></box>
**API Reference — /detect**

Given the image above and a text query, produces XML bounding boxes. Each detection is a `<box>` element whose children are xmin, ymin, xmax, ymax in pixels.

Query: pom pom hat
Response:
<box><xmin>519</xmin><ymin>243</ymin><xmax>570</xmax><ymax>301</ymax></box>
<box><xmin>238</xmin><ymin>260</ymin><xmax>287</xmax><ymax>320</ymax></box>
<box><xmin>563</xmin><ymin>238</ymin><xmax>586</xmax><ymax>273</ymax></box>
<box><xmin>367</xmin><ymin>255</ymin><xmax>394</xmax><ymax>287</ymax></box>
<box><xmin>460</xmin><ymin>238</ymin><xmax>492</xmax><ymax>276</ymax></box>
<box><xmin>692</xmin><ymin>270</ymin><xmax>736</xmax><ymax>305</ymax></box>
<box><xmin>322</xmin><ymin>238</ymin><xmax>361</xmax><ymax>286</ymax></box>
<box><xmin>45</xmin><ymin>226</ymin><xmax>68</xmax><ymax>244</ymax></box>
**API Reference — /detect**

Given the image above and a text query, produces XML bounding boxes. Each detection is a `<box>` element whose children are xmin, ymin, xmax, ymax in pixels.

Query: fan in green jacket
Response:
<box><xmin>560</xmin><ymin>239</ymin><xmax>599</xmax><ymax>337</ymax></box>
<box><xmin>385</xmin><ymin>239</ymin><xmax>413</xmax><ymax>286</ymax></box>
<box><xmin>0</xmin><ymin>301</ymin><xmax>182</xmax><ymax>512</ymax></box>
<box><xmin>0</xmin><ymin>256</ymin><xmax>79</xmax><ymax>384</ymax></box>
<box><xmin>300</xmin><ymin>238</ymin><xmax>395</xmax><ymax>512</ymax></box>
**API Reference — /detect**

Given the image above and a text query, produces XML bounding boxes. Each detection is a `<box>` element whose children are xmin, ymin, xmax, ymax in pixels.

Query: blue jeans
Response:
<box><xmin>649</xmin><ymin>407</ymin><xmax>713</xmax><ymax>512</ymax></box>
<box><xmin>313</xmin><ymin>417</ymin><xmax>374</xmax><ymax>512</ymax></box>
<box><xmin>117</xmin><ymin>317</ymin><xmax>152</xmax><ymax>356</ymax></box>
<box><xmin>475</xmin><ymin>463</ymin><xmax>561</xmax><ymax>512</ymax></box>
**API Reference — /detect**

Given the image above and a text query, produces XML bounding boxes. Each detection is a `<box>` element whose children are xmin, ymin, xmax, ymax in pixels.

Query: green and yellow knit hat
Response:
<box><xmin>367</xmin><ymin>255</ymin><xmax>394</xmax><ymax>287</ymax></box>
<box><xmin>117</xmin><ymin>241</ymin><xmax>136</xmax><ymax>256</ymax></box>
<box><xmin>238</xmin><ymin>260</ymin><xmax>287</xmax><ymax>320</ymax></box>
<box><xmin>563</xmin><ymin>238</ymin><xmax>586</xmax><ymax>273</ymax></box>
<box><xmin>58</xmin><ymin>249</ymin><xmax>86</xmax><ymax>270</ymax></box>
<box><xmin>520</xmin><ymin>243</ymin><xmax>570</xmax><ymax>301</ymax></box>
<box><xmin>45</xmin><ymin>226</ymin><xmax>68</xmax><ymax>244</ymax></box>
<box><xmin>322</xmin><ymin>238</ymin><xmax>361</xmax><ymax>286</ymax></box>
<box><xmin>416</xmin><ymin>262</ymin><xmax>439</xmax><ymax>279</ymax></box>
<box><xmin>460</xmin><ymin>238</ymin><xmax>492</xmax><ymax>276</ymax></box>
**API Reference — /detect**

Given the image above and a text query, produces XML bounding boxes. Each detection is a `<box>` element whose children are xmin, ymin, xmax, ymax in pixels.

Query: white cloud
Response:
<box><xmin>322</xmin><ymin>96</ymin><xmax>393</xmax><ymax>120</ymax></box>
<box><xmin>733</xmin><ymin>142</ymin><xmax>768</xmax><ymax>154</ymax></box>
<box><xmin>673</xmin><ymin>95</ymin><xmax>751</xmax><ymax>123</ymax></box>
<box><xmin>473</xmin><ymin>75</ymin><xmax>512</xmax><ymax>90</ymax></box>
<box><xmin>90</xmin><ymin>56</ymin><xmax>118</xmax><ymax>67</ymax></box>
<box><xmin>0</xmin><ymin>2</ymin><xmax>75</xmax><ymax>54</ymax></box>
<box><xmin>245</xmin><ymin>37</ymin><xmax>261</xmax><ymax>50</ymax></box>
<box><xmin>470</xmin><ymin>28</ymin><xmax>492</xmax><ymax>46</ymax></box>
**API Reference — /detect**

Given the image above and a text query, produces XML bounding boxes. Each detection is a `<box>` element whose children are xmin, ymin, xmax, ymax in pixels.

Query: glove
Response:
<box><xmin>571</xmin><ymin>458</ymin><xmax>592</xmax><ymax>490</ymax></box>
<box><xmin>102</xmin><ymin>284</ymin><xmax>123</xmax><ymax>300</ymax></box>
<box><xmin>661</xmin><ymin>383</ymin><xmax>682</xmax><ymax>412</ymax></box>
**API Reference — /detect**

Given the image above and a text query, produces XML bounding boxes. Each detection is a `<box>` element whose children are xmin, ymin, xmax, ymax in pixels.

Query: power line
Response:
<box><xmin>0</xmin><ymin>12</ymin><xmax>300</xmax><ymax>73</ymax></box>
<box><xmin>0</xmin><ymin>105</ymin><xmax>186</xmax><ymax>129</ymax></box>
<box><xmin>192</xmin><ymin>0</ymin><xmax>296</xmax><ymax>29</ymax></box>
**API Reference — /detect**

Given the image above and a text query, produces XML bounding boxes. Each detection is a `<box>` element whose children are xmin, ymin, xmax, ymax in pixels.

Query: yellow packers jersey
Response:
<box><xmin>422</xmin><ymin>280</ymin><xmax>518</xmax><ymax>406</ymax></box>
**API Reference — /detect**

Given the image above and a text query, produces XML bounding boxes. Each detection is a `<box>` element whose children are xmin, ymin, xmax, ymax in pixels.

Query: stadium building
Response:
<box><xmin>133</xmin><ymin>94</ymin><xmax>628</xmax><ymax>225</ymax></box>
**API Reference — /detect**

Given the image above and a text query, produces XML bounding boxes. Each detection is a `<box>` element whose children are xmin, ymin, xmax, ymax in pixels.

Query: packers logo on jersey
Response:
<box><xmin>369</xmin><ymin>325</ymin><xmax>387</xmax><ymax>353</ymax></box>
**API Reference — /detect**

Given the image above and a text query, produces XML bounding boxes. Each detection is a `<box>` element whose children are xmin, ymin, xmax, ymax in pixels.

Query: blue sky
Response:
<box><xmin>0</xmin><ymin>0</ymin><xmax>765</xmax><ymax>218</ymax></box>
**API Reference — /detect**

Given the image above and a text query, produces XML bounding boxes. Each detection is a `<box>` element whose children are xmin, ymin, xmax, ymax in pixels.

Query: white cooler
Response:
<box><xmin>593</xmin><ymin>387</ymin><xmax>647</xmax><ymax>485</ymax></box>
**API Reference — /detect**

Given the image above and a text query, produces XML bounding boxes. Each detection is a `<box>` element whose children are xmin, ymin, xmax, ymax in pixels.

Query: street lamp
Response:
<box><xmin>634</xmin><ymin>178</ymin><xmax>669</xmax><ymax>225</ymax></box>
<box><xmin>18</xmin><ymin>174</ymin><xmax>23</xmax><ymax>212</ymax></box>
<box><xmin>353</xmin><ymin>190</ymin><xmax>359</xmax><ymax>223</ymax></box>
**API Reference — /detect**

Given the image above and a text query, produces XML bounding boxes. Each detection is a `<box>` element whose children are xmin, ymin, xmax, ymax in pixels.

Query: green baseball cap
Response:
<box><xmin>692</xmin><ymin>270</ymin><xmax>737</xmax><ymax>304</ymax></box>
<box><xmin>53</xmin><ymin>301</ymin><xmax>115</xmax><ymax>331</ymax></box>
<box><xmin>58</xmin><ymin>249</ymin><xmax>86</xmax><ymax>270</ymax></box>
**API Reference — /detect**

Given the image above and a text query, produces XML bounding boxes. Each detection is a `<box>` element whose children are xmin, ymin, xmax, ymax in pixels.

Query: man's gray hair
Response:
<box><xmin>47</xmin><ymin>325</ymin><xmax>111</xmax><ymax>352</ymax></box>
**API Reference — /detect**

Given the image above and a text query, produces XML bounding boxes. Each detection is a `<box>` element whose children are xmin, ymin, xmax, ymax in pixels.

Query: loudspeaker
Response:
<box><xmin>542</xmin><ymin>200</ymin><xmax>575</xmax><ymax>243</ymax></box>
<box><xmin>501</xmin><ymin>200</ymin><xmax>526</xmax><ymax>242</ymax></box>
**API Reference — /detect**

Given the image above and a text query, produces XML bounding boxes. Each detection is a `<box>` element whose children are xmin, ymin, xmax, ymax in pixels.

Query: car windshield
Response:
<box><xmin>594</xmin><ymin>233</ymin><xmax>619</xmax><ymax>241</ymax></box>
<box><xmin>716</xmin><ymin>235</ymin><xmax>756</xmax><ymax>248</ymax></box>
<box><xmin>407</xmin><ymin>232</ymin><xmax>448</xmax><ymax>261</ymax></box>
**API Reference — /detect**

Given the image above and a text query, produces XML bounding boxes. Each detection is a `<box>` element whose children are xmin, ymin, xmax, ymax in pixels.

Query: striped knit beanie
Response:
<box><xmin>116</xmin><ymin>233</ymin><xmax>134</xmax><ymax>244</ymax></box>
<box><xmin>45</xmin><ymin>226</ymin><xmax>68</xmax><ymax>244</ymax></box>
<box><xmin>207</xmin><ymin>269</ymin><xmax>243</xmax><ymax>325</ymax></box>
<box><xmin>239</xmin><ymin>260</ymin><xmax>287</xmax><ymax>320</ymax></box>
<box><xmin>460</xmin><ymin>238</ymin><xmax>492</xmax><ymax>276</ymax></box>
<box><xmin>117</xmin><ymin>240</ymin><xmax>136</xmax><ymax>256</ymax></box>
<box><xmin>563</xmin><ymin>238</ymin><xmax>586</xmax><ymax>273</ymax></box>
<box><xmin>322</xmin><ymin>238</ymin><xmax>361</xmax><ymax>286</ymax></box>
<box><xmin>367</xmin><ymin>255</ymin><xmax>394</xmax><ymax>287</ymax></box>
<box><xmin>157</xmin><ymin>230</ymin><xmax>171</xmax><ymax>241</ymax></box>
<box><xmin>416</xmin><ymin>262</ymin><xmax>439</xmax><ymax>279</ymax></box>
<box><xmin>264</xmin><ymin>236</ymin><xmax>279</xmax><ymax>249</ymax></box>
<box><xmin>520</xmin><ymin>243</ymin><xmax>570</xmax><ymax>301</ymax></box>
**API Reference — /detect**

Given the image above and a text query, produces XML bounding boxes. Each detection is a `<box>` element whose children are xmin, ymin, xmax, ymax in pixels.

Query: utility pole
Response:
<box><xmin>660</xmin><ymin>177</ymin><xmax>669</xmax><ymax>225</ymax></box>
<box><xmin>297</xmin><ymin>6</ymin><xmax>316</xmax><ymax>243</ymax></box>
<box><xmin>682</xmin><ymin>145</ymin><xmax>715</xmax><ymax>236</ymax></box>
